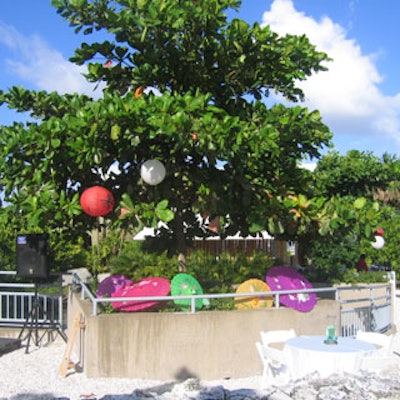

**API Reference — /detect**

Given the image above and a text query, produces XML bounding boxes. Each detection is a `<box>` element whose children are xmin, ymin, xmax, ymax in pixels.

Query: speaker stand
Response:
<box><xmin>18</xmin><ymin>282</ymin><xmax>67</xmax><ymax>353</ymax></box>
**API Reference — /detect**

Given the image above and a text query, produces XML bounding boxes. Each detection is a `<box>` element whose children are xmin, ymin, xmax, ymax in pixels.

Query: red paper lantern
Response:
<box><xmin>80</xmin><ymin>186</ymin><xmax>115</xmax><ymax>217</ymax></box>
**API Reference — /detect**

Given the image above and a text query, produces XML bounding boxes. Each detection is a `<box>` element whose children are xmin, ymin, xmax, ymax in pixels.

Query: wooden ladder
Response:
<box><xmin>59</xmin><ymin>312</ymin><xmax>85</xmax><ymax>378</ymax></box>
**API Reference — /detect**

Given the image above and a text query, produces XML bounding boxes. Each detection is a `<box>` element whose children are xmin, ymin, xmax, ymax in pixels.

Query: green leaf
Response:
<box><xmin>51</xmin><ymin>138</ymin><xmax>61</xmax><ymax>148</ymax></box>
<box><xmin>69</xmin><ymin>0</ymin><xmax>85</xmax><ymax>6</ymax></box>
<box><xmin>51</xmin><ymin>0</ymin><xmax>64</xmax><ymax>7</ymax></box>
<box><xmin>155</xmin><ymin>200</ymin><xmax>174</xmax><ymax>222</ymax></box>
<box><xmin>137</xmin><ymin>0</ymin><xmax>146</xmax><ymax>9</ymax></box>
<box><xmin>156</xmin><ymin>208</ymin><xmax>174</xmax><ymax>222</ymax></box>
<box><xmin>354</xmin><ymin>197</ymin><xmax>367</xmax><ymax>209</ymax></box>
<box><xmin>110</xmin><ymin>124</ymin><xmax>121</xmax><ymax>141</ymax></box>
<box><xmin>155</xmin><ymin>199</ymin><xmax>169</xmax><ymax>211</ymax></box>
<box><xmin>318</xmin><ymin>219</ymin><xmax>331</xmax><ymax>236</ymax></box>
<box><xmin>249</xmin><ymin>222</ymin><xmax>264</xmax><ymax>233</ymax></box>
<box><xmin>120</xmin><ymin>193</ymin><xmax>135</xmax><ymax>212</ymax></box>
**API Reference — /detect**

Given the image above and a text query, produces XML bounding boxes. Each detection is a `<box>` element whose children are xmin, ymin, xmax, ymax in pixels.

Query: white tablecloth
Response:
<box><xmin>284</xmin><ymin>335</ymin><xmax>376</xmax><ymax>378</ymax></box>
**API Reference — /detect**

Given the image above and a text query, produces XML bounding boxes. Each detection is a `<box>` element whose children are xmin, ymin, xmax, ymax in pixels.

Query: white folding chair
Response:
<box><xmin>356</xmin><ymin>331</ymin><xmax>393</xmax><ymax>356</ymax></box>
<box><xmin>255</xmin><ymin>341</ymin><xmax>291</xmax><ymax>387</ymax></box>
<box><xmin>357</xmin><ymin>354</ymin><xmax>400</xmax><ymax>373</ymax></box>
<box><xmin>356</xmin><ymin>331</ymin><xmax>400</xmax><ymax>373</ymax></box>
<box><xmin>260</xmin><ymin>329</ymin><xmax>296</xmax><ymax>349</ymax></box>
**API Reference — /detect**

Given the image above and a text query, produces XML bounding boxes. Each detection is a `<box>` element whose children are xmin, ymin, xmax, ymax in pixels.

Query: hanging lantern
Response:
<box><xmin>80</xmin><ymin>186</ymin><xmax>115</xmax><ymax>217</ymax></box>
<box><xmin>140</xmin><ymin>159</ymin><xmax>166</xmax><ymax>185</ymax></box>
<box><xmin>371</xmin><ymin>235</ymin><xmax>385</xmax><ymax>250</ymax></box>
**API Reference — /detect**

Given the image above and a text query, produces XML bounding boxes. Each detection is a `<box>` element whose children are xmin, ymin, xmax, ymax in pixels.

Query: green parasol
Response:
<box><xmin>171</xmin><ymin>273</ymin><xmax>205</xmax><ymax>311</ymax></box>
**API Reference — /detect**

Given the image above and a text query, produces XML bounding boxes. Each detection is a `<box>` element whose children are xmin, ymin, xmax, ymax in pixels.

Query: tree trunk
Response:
<box><xmin>90</xmin><ymin>217</ymin><xmax>105</xmax><ymax>272</ymax></box>
<box><xmin>175</xmin><ymin>210</ymin><xmax>187</xmax><ymax>272</ymax></box>
<box><xmin>178</xmin><ymin>253</ymin><xmax>186</xmax><ymax>272</ymax></box>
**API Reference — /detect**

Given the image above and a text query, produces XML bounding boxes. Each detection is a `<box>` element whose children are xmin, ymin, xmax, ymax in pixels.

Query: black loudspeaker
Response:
<box><xmin>16</xmin><ymin>234</ymin><xmax>49</xmax><ymax>279</ymax></box>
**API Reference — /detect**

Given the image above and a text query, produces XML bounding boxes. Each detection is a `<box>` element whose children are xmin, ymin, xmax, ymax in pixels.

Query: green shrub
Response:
<box><xmin>95</xmin><ymin>239</ymin><xmax>391</xmax><ymax>313</ymax></box>
<box><xmin>331</xmin><ymin>269</ymin><xmax>389</xmax><ymax>285</ymax></box>
<box><xmin>109</xmin><ymin>240</ymin><xmax>179</xmax><ymax>281</ymax></box>
<box><xmin>186</xmin><ymin>250</ymin><xmax>274</xmax><ymax>290</ymax></box>
<box><xmin>105</xmin><ymin>243</ymin><xmax>274</xmax><ymax>297</ymax></box>
<box><xmin>51</xmin><ymin>234</ymin><xmax>90</xmax><ymax>273</ymax></box>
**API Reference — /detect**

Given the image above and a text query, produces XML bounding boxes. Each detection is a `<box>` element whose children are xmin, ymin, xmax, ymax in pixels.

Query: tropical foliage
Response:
<box><xmin>0</xmin><ymin>0</ymin><xmax>334</xmax><ymax>273</ymax></box>
<box><xmin>0</xmin><ymin>1</ymin><xmax>398</xmax><ymax>285</ymax></box>
<box><xmin>303</xmin><ymin>151</ymin><xmax>400</xmax><ymax>279</ymax></box>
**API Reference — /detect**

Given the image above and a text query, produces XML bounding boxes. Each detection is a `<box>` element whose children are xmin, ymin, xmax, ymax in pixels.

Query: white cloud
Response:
<box><xmin>0</xmin><ymin>21</ymin><xmax>101</xmax><ymax>96</ymax></box>
<box><xmin>300</xmin><ymin>162</ymin><xmax>317</xmax><ymax>172</ymax></box>
<box><xmin>261</xmin><ymin>0</ymin><xmax>400</xmax><ymax>153</ymax></box>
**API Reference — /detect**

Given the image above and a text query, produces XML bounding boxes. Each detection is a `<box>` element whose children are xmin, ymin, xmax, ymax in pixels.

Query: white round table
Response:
<box><xmin>284</xmin><ymin>335</ymin><xmax>376</xmax><ymax>378</ymax></box>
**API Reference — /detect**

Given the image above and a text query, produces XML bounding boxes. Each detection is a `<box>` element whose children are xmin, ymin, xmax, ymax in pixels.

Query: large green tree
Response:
<box><xmin>301</xmin><ymin>151</ymin><xmax>400</xmax><ymax>277</ymax></box>
<box><xmin>0</xmin><ymin>0</ymin><xmax>333</xmax><ymax>271</ymax></box>
<box><xmin>314</xmin><ymin>150</ymin><xmax>400</xmax><ymax>198</ymax></box>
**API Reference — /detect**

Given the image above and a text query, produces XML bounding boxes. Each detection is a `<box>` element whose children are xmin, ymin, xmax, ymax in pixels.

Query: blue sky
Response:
<box><xmin>1</xmin><ymin>0</ymin><xmax>400</xmax><ymax>158</ymax></box>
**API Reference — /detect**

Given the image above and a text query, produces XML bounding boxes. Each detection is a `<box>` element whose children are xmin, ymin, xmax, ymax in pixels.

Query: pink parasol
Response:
<box><xmin>96</xmin><ymin>274</ymin><xmax>132</xmax><ymax>298</ymax></box>
<box><xmin>111</xmin><ymin>277</ymin><xmax>170</xmax><ymax>312</ymax></box>
<box><xmin>266</xmin><ymin>266</ymin><xmax>317</xmax><ymax>312</ymax></box>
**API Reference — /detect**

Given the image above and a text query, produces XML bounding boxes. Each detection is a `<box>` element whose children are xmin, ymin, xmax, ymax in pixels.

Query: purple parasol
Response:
<box><xmin>111</xmin><ymin>277</ymin><xmax>170</xmax><ymax>312</ymax></box>
<box><xmin>266</xmin><ymin>266</ymin><xmax>317</xmax><ymax>312</ymax></box>
<box><xmin>96</xmin><ymin>274</ymin><xmax>133</xmax><ymax>298</ymax></box>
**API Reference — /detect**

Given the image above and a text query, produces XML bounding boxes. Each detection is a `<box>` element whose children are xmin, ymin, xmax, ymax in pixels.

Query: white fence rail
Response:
<box><xmin>0</xmin><ymin>271</ymin><xmax>395</xmax><ymax>336</ymax></box>
<box><xmin>72</xmin><ymin>272</ymin><xmax>395</xmax><ymax>335</ymax></box>
<box><xmin>0</xmin><ymin>271</ymin><xmax>64</xmax><ymax>329</ymax></box>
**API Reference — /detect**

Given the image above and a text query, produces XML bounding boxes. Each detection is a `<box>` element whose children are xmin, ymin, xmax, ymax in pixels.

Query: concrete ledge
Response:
<box><xmin>67</xmin><ymin>290</ymin><xmax>341</xmax><ymax>380</ymax></box>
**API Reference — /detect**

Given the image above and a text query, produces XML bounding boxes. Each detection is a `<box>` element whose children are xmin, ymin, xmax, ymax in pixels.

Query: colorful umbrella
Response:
<box><xmin>171</xmin><ymin>273</ymin><xmax>205</xmax><ymax>311</ymax></box>
<box><xmin>234</xmin><ymin>279</ymin><xmax>273</xmax><ymax>310</ymax></box>
<box><xmin>266</xmin><ymin>266</ymin><xmax>317</xmax><ymax>312</ymax></box>
<box><xmin>111</xmin><ymin>277</ymin><xmax>170</xmax><ymax>312</ymax></box>
<box><xmin>96</xmin><ymin>274</ymin><xmax>132</xmax><ymax>298</ymax></box>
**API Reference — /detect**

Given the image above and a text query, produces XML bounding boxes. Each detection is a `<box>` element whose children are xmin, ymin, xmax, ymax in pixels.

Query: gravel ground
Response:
<box><xmin>0</xmin><ymin>337</ymin><xmax>264</xmax><ymax>400</ymax></box>
<box><xmin>3</xmin><ymin>336</ymin><xmax>400</xmax><ymax>400</ymax></box>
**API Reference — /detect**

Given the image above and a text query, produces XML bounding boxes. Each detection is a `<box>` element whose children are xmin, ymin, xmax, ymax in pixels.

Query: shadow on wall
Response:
<box><xmin>175</xmin><ymin>367</ymin><xmax>198</xmax><ymax>381</ymax></box>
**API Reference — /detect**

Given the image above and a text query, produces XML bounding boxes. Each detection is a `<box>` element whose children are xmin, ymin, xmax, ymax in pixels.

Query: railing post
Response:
<box><xmin>389</xmin><ymin>271</ymin><xmax>396</xmax><ymax>330</ymax></box>
<box><xmin>370</xmin><ymin>286</ymin><xmax>374</xmax><ymax>331</ymax></box>
<box><xmin>191</xmin><ymin>297</ymin><xmax>196</xmax><ymax>314</ymax></box>
<box><xmin>274</xmin><ymin>293</ymin><xmax>280</xmax><ymax>308</ymax></box>
<box><xmin>58</xmin><ymin>292</ymin><xmax>63</xmax><ymax>328</ymax></box>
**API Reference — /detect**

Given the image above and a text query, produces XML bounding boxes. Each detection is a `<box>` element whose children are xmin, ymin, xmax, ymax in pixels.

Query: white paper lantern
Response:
<box><xmin>371</xmin><ymin>235</ymin><xmax>385</xmax><ymax>249</ymax></box>
<box><xmin>140</xmin><ymin>159</ymin><xmax>166</xmax><ymax>185</ymax></box>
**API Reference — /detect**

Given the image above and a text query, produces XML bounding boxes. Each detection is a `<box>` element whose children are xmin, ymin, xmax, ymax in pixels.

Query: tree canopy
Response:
<box><xmin>314</xmin><ymin>150</ymin><xmax>400</xmax><ymax>197</ymax></box>
<box><xmin>306</xmin><ymin>150</ymin><xmax>400</xmax><ymax>277</ymax></box>
<box><xmin>0</xmin><ymin>0</ymin><xmax>335</xmax><ymax>270</ymax></box>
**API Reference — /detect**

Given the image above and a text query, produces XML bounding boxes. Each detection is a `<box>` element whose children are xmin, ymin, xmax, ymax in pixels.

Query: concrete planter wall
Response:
<box><xmin>68</xmin><ymin>290</ymin><xmax>340</xmax><ymax>380</ymax></box>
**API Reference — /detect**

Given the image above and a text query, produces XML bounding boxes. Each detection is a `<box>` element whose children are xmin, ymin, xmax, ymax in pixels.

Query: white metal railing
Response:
<box><xmin>0</xmin><ymin>271</ymin><xmax>64</xmax><ymax>329</ymax></box>
<box><xmin>0</xmin><ymin>270</ymin><xmax>394</xmax><ymax>335</ymax></box>
<box><xmin>71</xmin><ymin>272</ymin><xmax>395</xmax><ymax>335</ymax></box>
<box><xmin>73</xmin><ymin>272</ymin><xmax>339</xmax><ymax>316</ymax></box>
<box><xmin>339</xmin><ymin>283</ymin><xmax>393</xmax><ymax>335</ymax></box>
